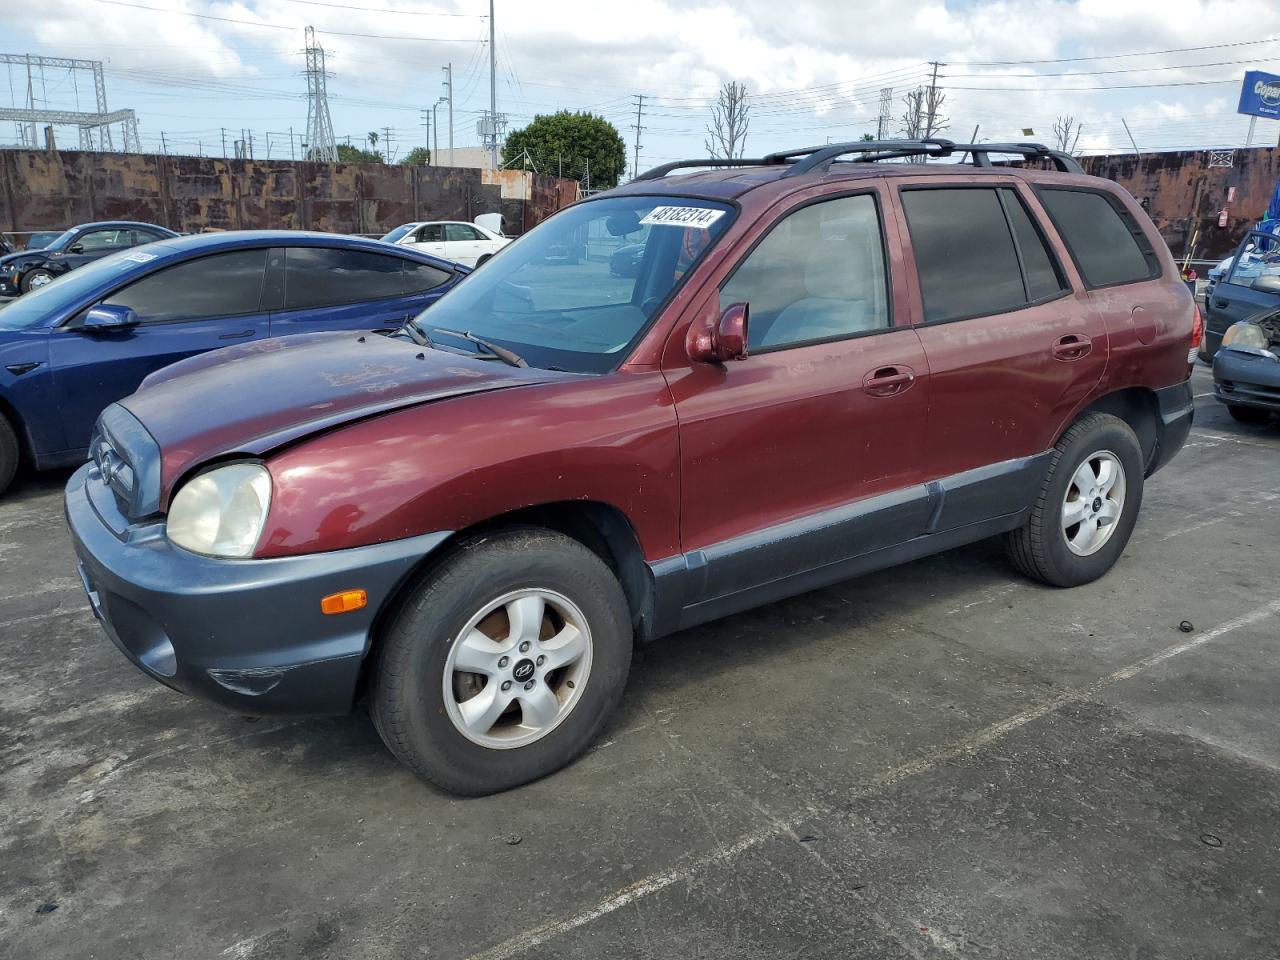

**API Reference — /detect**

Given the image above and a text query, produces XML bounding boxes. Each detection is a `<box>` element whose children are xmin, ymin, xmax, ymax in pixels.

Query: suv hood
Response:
<box><xmin>122</xmin><ymin>331</ymin><xmax>576</xmax><ymax>501</ymax></box>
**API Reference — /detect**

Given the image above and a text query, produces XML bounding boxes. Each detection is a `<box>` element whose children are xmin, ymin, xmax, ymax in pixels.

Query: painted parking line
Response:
<box><xmin>466</xmin><ymin>596</ymin><xmax>1280</xmax><ymax>960</ymax></box>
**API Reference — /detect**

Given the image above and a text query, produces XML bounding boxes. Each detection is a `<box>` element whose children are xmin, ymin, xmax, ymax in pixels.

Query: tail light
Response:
<box><xmin>1188</xmin><ymin>303</ymin><xmax>1204</xmax><ymax>364</ymax></box>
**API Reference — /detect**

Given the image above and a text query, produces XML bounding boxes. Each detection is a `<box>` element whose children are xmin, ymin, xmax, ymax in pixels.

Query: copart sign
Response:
<box><xmin>1238</xmin><ymin>70</ymin><xmax>1280</xmax><ymax>120</ymax></box>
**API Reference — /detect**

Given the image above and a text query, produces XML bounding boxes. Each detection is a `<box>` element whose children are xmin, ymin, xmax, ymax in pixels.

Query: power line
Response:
<box><xmin>87</xmin><ymin>0</ymin><xmax>487</xmax><ymax>43</ymax></box>
<box><xmin>278</xmin><ymin>0</ymin><xmax>483</xmax><ymax>15</ymax></box>
<box><xmin>948</xmin><ymin>78</ymin><xmax>1240</xmax><ymax>92</ymax></box>
<box><xmin>948</xmin><ymin>35</ymin><xmax>1280</xmax><ymax>66</ymax></box>
<box><xmin>946</xmin><ymin>56</ymin><xmax>1277</xmax><ymax>79</ymax></box>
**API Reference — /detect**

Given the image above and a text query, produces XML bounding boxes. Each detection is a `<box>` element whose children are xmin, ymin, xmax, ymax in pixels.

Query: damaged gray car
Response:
<box><xmin>1213</xmin><ymin>307</ymin><xmax>1280</xmax><ymax>423</ymax></box>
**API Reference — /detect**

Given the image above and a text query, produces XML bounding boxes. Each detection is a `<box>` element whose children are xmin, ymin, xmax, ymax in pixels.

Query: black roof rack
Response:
<box><xmin>633</xmin><ymin>138</ymin><xmax>1083</xmax><ymax>181</ymax></box>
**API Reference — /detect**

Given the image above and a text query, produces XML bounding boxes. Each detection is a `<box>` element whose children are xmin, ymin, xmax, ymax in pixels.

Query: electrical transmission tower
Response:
<box><xmin>876</xmin><ymin>87</ymin><xmax>893</xmax><ymax>140</ymax></box>
<box><xmin>1</xmin><ymin>53</ymin><xmax>140</xmax><ymax>152</ymax></box>
<box><xmin>303</xmin><ymin>26</ymin><xmax>338</xmax><ymax>162</ymax></box>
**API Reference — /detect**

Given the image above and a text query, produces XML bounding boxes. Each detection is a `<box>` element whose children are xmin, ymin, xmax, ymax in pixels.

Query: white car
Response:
<box><xmin>380</xmin><ymin>220</ymin><xmax>510</xmax><ymax>267</ymax></box>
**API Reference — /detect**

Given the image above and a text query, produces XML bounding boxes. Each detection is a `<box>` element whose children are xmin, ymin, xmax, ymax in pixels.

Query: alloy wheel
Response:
<box><xmin>442</xmin><ymin>588</ymin><xmax>593</xmax><ymax>749</ymax></box>
<box><xmin>1061</xmin><ymin>450</ymin><xmax>1126</xmax><ymax>557</ymax></box>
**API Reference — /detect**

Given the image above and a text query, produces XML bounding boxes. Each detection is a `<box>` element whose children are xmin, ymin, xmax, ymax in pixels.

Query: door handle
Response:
<box><xmin>219</xmin><ymin>329</ymin><xmax>254</xmax><ymax>340</ymax></box>
<box><xmin>1051</xmin><ymin>334</ymin><xmax>1092</xmax><ymax>361</ymax></box>
<box><xmin>862</xmin><ymin>365</ymin><xmax>915</xmax><ymax>398</ymax></box>
<box><xmin>1212</xmin><ymin>298</ymin><xmax>1229</xmax><ymax>308</ymax></box>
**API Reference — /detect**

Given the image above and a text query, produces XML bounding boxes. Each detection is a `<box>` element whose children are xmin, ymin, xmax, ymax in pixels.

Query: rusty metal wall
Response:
<box><xmin>1080</xmin><ymin>147</ymin><xmax>1280</xmax><ymax>262</ymax></box>
<box><xmin>0</xmin><ymin>150</ymin><xmax>575</xmax><ymax>237</ymax></box>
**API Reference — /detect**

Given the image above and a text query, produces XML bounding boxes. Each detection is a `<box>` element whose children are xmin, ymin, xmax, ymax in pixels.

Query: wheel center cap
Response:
<box><xmin>512</xmin><ymin>658</ymin><xmax>535</xmax><ymax>682</ymax></box>
<box><xmin>1092</xmin><ymin>496</ymin><xmax>1103</xmax><ymax>512</ymax></box>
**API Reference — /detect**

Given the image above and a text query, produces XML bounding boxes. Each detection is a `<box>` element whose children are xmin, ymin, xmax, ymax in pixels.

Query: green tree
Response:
<box><xmin>400</xmin><ymin>146</ymin><xmax>431</xmax><ymax>166</ymax></box>
<box><xmin>502</xmin><ymin>111</ymin><xmax>626</xmax><ymax>188</ymax></box>
<box><xmin>334</xmin><ymin>143</ymin><xmax>384</xmax><ymax>164</ymax></box>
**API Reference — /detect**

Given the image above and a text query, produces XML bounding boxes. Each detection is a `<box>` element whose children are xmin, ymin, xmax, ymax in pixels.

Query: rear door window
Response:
<box><xmin>901</xmin><ymin>188</ymin><xmax>1026</xmax><ymax>323</ymax></box>
<box><xmin>103</xmin><ymin>249</ymin><xmax>268</xmax><ymax>322</ymax></box>
<box><xmin>445</xmin><ymin>224</ymin><xmax>482</xmax><ymax>242</ymax></box>
<box><xmin>283</xmin><ymin>247</ymin><xmax>408</xmax><ymax>309</ymax></box>
<box><xmin>404</xmin><ymin>260</ymin><xmax>453</xmax><ymax>294</ymax></box>
<box><xmin>1001</xmin><ymin>188</ymin><xmax>1067</xmax><ymax>301</ymax></box>
<box><xmin>721</xmin><ymin>193</ymin><xmax>891</xmax><ymax>350</ymax></box>
<box><xmin>1037</xmin><ymin>188</ymin><xmax>1159</xmax><ymax>287</ymax></box>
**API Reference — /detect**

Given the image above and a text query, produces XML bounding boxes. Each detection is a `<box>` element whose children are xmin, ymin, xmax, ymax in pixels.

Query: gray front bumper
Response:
<box><xmin>1213</xmin><ymin>348</ymin><xmax>1280</xmax><ymax>412</ymax></box>
<box><xmin>66</xmin><ymin>462</ymin><xmax>449</xmax><ymax>715</ymax></box>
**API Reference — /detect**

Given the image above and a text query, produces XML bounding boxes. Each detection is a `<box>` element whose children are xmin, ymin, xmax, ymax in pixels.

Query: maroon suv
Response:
<box><xmin>66</xmin><ymin>140</ymin><xmax>1200</xmax><ymax>794</ymax></box>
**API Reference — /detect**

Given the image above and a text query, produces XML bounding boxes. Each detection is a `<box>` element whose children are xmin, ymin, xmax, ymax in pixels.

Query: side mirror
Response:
<box><xmin>687</xmin><ymin>302</ymin><xmax>749</xmax><ymax>363</ymax></box>
<box><xmin>68</xmin><ymin>242</ymin><xmax>85</xmax><ymax>254</ymax></box>
<box><xmin>1251</xmin><ymin>274</ymin><xmax>1280</xmax><ymax>295</ymax></box>
<box><xmin>81</xmin><ymin>304</ymin><xmax>139</xmax><ymax>332</ymax></box>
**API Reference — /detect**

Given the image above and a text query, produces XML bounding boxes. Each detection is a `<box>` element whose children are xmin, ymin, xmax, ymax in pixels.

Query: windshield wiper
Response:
<box><xmin>400</xmin><ymin>315</ymin><xmax>434</xmax><ymax>348</ymax></box>
<box><xmin>429</xmin><ymin>327</ymin><xmax>528</xmax><ymax>368</ymax></box>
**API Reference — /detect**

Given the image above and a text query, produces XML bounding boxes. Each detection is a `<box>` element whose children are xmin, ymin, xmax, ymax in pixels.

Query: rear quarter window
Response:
<box><xmin>1036</xmin><ymin>188</ymin><xmax>1160</xmax><ymax>288</ymax></box>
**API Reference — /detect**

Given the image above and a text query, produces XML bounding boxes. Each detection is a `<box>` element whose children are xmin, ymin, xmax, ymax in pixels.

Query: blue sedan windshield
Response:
<box><xmin>0</xmin><ymin>246</ymin><xmax>168</xmax><ymax>330</ymax></box>
<box><xmin>415</xmin><ymin>195</ymin><xmax>734</xmax><ymax>373</ymax></box>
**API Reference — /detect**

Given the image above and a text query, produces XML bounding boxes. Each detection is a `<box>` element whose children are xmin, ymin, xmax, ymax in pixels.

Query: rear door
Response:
<box><xmin>896</xmin><ymin>181</ymin><xmax>1107</xmax><ymax>526</ymax></box>
<box><xmin>49</xmin><ymin>248</ymin><xmax>271</xmax><ymax>451</ymax></box>
<box><xmin>268</xmin><ymin>246</ymin><xmax>453</xmax><ymax>336</ymax></box>
<box><xmin>665</xmin><ymin>185</ymin><xmax>932</xmax><ymax>609</ymax></box>
<box><xmin>1205</xmin><ymin>231</ymin><xmax>1280</xmax><ymax>355</ymax></box>
<box><xmin>63</xmin><ymin>228</ymin><xmax>134</xmax><ymax>270</ymax></box>
<box><xmin>439</xmin><ymin>223</ymin><xmax>479</xmax><ymax>266</ymax></box>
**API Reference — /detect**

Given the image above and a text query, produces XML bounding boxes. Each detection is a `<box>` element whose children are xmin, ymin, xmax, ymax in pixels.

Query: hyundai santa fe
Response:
<box><xmin>65</xmin><ymin>139</ymin><xmax>1199</xmax><ymax>795</ymax></box>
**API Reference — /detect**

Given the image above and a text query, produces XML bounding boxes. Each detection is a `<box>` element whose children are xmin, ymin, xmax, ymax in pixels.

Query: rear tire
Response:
<box><xmin>1227</xmin><ymin>404</ymin><xmax>1270</xmax><ymax>424</ymax></box>
<box><xmin>0</xmin><ymin>413</ymin><xmax>17</xmax><ymax>497</ymax></box>
<box><xmin>1005</xmin><ymin>413</ymin><xmax>1144</xmax><ymax>588</ymax></box>
<box><xmin>371</xmin><ymin>527</ymin><xmax>633</xmax><ymax>795</ymax></box>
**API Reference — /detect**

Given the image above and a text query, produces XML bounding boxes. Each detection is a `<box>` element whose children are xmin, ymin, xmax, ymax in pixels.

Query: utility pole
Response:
<box><xmin>221</xmin><ymin>127</ymin><xmax>227</xmax><ymax>158</ymax></box>
<box><xmin>420</xmin><ymin>109</ymin><xmax>432</xmax><ymax>164</ymax></box>
<box><xmin>381</xmin><ymin>125</ymin><xmax>394</xmax><ymax>162</ymax></box>
<box><xmin>631</xmin><ymin>93</ymin><xmax>644</xmax><ymax>179</ymax></box>
<box><xmin>289</xmin><ymin>126</ymin><xmax>295</xmax><ymax>160</ymax></box>
<box><xmin>488</xmin><ymin>0</ymin><xmax>497</xmax><ymax>168</ymax></box>
<box><xmin>433</xmin><ymin>99</ymin><xmax>444</xmax><ymax>161</ymax></box>
<box><xmin>443</xmin><ymin>62</ymin><xmax>454</xmax><ymax>167</ymax></box>
<box><xmin>159</xmin><ymin>130</ymin><xmax>167</xmax><ymax>155</ymax></box>
<box><xmin>924</xmin><ymin>61</ymin><xmax>941</xmax><ymax>138</ymax></box>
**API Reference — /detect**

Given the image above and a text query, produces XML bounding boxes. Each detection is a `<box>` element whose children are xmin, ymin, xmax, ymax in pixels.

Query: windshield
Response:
<box><xmin>414</xmin><ymin>195</ymin><xmax>735</xmax><ymax>372</ymax></box>
<box><xmin>381</xmin><ymin>224</ymin><xmax>416</xmax><ymax>244</ymax></box>
<box><xmin>42</xmin><ymin>228</ymin><xmax>78</xmax><ymax>253</ymax></box>
<box><xmin>0</xmin><ymin>245</ymin><xmax>168</xmax><ymax>330</ymax></box>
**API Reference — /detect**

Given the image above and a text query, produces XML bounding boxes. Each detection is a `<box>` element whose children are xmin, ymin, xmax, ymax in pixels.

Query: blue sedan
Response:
<box><xmin>0</xmin><ymin>231</ymin><xmax>468</xmax><ymax>495</ymax></box>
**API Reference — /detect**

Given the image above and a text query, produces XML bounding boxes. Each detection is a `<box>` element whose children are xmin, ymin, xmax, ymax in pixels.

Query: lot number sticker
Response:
<box><xmin>640</xmin><ymin>206</ymin><xmax>726</xmax><ymax>229</ymax></box>
<box><xmin>125</xmin><ymin>252</ymin><xmax>158</xmax><ymax>263</ymax></box>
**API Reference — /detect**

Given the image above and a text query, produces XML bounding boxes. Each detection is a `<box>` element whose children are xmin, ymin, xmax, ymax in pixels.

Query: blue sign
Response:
<box><xmin>1238</xmin><ymin>70</ymin><xmax>1280</xmax><ymax>120</ymax></box>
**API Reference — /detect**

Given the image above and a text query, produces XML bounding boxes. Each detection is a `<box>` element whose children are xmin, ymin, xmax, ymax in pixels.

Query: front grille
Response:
<box><xmin>90</xmin><ymin>404</ymin><xmax>163</xmax><ymax>521</ymax></box>
<box><xmin>90</xmin><ymin>431</ymin><xmax>136</xmax><ymax>513</ymax></box>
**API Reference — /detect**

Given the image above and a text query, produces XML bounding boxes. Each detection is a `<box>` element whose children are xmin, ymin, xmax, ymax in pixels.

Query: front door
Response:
<box><xmin>1205</xmin><ymin>231</ymin><xmax>1280</xmax><ymax>356</ymax></box>
<box><xmin>894</xmin><ymin>182</ymin><xmax>1108</xmax><ymax>528</ymax></box>
<box><xmin>664</xmin><ymin>187</ymin><xmax>931</xmax><ymax>611</ymax></box>
<box><xmin>49</xmin><ymin>248</ymin><xmax>271</xmax><ymax>451</ymax></box>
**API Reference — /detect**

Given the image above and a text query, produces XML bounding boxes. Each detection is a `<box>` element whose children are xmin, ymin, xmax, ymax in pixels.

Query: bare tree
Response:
<box><xmin>705</xmin><ymin>81</ymin><xmax>751</xmax><ymax>159</ymax></box>
<box><xmin>1052</xmin><ymin>115</ymin><xmax>1083</xmax><ymax>153</ymax></box>
<box><xmin>900</xmin><ymin>86</ymin><xmax>948</xmax><ymax>160</ymax></box>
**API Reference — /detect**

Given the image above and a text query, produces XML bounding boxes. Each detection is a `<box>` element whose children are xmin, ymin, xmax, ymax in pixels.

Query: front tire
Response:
<box><xmin>1227</xmin><ymin>404</ymin><xmax>1270</xmax><ymax>424</ymax></box>
<box><xmin>20</xmin><ymin>269</ymin><xmax>54</xmax><ymax>293</ymax></box>
<box><xmin>1006</xmin><ymin>413</ymin><xmax>1144</xmax><ymax>587</ymax></box>
<box><xmin>0</xmin><ymin>413</ymin><xmax>18</xmax><ymax>496</ymax></box>
<box><xmin>371</xmin><ymin>527</ymin><xmax>633</xmax><ymax>795</ymax></box>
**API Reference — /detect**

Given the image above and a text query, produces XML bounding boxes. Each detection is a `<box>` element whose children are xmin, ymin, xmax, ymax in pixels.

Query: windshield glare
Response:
<box><xmin>415</xmin><ymin>196</ymin><xmax>734</xmax><ymax>372</ymax></box>
<box><xmin>0</xmin><ymin>246</ymin><xmax>164</xmax><ymax>330</ymax></box>
<box><xmin>43</xmin><ymin>228</ymin><xmax>78</xmax><ymax>252</ymax></box>
<box><xmin>381</xmin><ymin>225</ymin><xmax>415</xmax><ymax>243</ymax></box>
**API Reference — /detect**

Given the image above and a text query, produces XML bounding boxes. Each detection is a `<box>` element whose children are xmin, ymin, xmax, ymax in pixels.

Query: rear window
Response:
<box><xmin>1037</xmin><ymin>188</ymin><xmax>1159</xmax><ymax>288</ymax></box>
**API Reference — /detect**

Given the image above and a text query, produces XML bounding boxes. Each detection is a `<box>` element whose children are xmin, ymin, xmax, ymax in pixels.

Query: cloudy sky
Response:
<box><xmin>5</xmin><ymin>0</ymin><xmax>1280</xmax><ymax>175</ymax></box>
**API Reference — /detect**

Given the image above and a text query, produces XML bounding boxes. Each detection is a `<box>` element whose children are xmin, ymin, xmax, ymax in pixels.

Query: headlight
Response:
<box><xmin>167</xmin><ymin>463</ymin><xmax>272</xmax><ymax>558</ymax></box>
<box><xmin>1222</xmin><ymin>322</ymin><xmax>1269</xmax><ymax>350</ymax></box>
